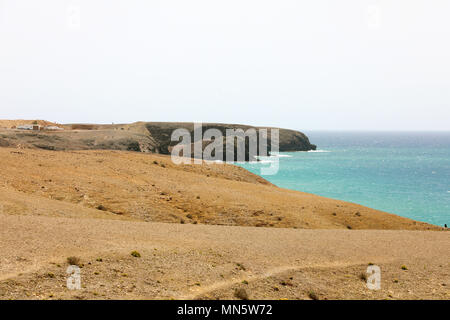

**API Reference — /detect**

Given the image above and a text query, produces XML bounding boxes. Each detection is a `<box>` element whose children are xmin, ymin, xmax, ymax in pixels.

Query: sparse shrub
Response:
<box><xmin>81</xmin><ymin>139</ymin><xmax>95</xmax><ymax>146</ymax></box>
<box><xmin>153</xmin><ymin>160</ymin><xmax>158</xmax><ymax>165</ymax></box>
<box><xmin>96</xmin><ymin>258</ymin><xmax>103</xmax><ymax>262</ymax></box>
<box><xmin>47</xmin><ymin>272</ymin><xmax>55</xmax><ymax>278</ymax></box>
<box><xmin>242</xmin><ymin>280</ymin><xmax>248</xmax><ymax>285</ymax></box>
<box><xmin>359</xmin><ymin>272</ymin><xmax>368</xmax><ymax>281</ymax></box>
<box><xmin>96</xmin><ymin>205</ymin><xmax>107</xmax><ymax>211</ymax></box>
<box><xmin>131</xmin><ymin>251</ymin><xmax>141</xmax><ymax>258</ymax></box>
<box><xmin>234</xmin><ymin>288</ymin><xmax>249</xmax><ymax>300</ymax></box>
<box><xmin>96</xmin><ymin>141</ymin><xmax>114</xmax><ymax>149</ymax></box>
<box><xmin>67</xmin><ymin>256</ymin><xmax>81</xmax><ymax>266</ymax></box>
<box><xmin>280</xmin><ymin>280</ymin><xmax>293</xmax><ymax>287</ymax></box>
<box><xmin>236</xmin><ymin>263</ymin><xmax>246</xmax><ymax>271</ymax></box>
<box><xmin>308</xmin><ymin>290</ymin><xmax>319</xmax><ymax>300</ymax></box>
<box><xmin>127</xmin><ymin>141</ymin><xmax>141</xmax><ymax>152</ymax></box>
<box><xmin>401</xmin><ymin>265</ymin><xmax>408</xmax><ymax>270</ymax></box>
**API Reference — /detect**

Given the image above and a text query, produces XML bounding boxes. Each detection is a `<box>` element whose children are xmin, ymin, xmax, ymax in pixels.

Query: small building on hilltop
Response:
<box><xmin>17</xmin><ymin>124</ymin><xmax>34</xmax><ymax>130</ymax></box>
<box><xmin>17</xmin><ymin>124</ymin><xmax>41</xmax><ymax>131</ymax></box>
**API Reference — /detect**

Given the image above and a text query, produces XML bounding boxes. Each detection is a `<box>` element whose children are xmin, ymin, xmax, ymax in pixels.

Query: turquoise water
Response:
<box><xmin>239</xmin><ymin>131</ymin><xmax>450</xmax><ymax>227</ymax></box>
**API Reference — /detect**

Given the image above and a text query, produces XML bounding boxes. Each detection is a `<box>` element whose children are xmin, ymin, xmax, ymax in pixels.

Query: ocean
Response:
<box><xmin>239</xmin><ymin>131</ymin><xmax>450</xmax><ymax>227</ymax></box>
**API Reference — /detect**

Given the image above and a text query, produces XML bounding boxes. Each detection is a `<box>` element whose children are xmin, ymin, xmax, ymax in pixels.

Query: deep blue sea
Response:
<box><xmin>239</xmin><ymin>131</ymin><xmax>450</xmax><ymax>227</ymax></box>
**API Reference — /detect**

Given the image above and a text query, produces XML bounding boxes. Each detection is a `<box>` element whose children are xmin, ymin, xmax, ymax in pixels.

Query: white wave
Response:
<box><xmin>269</xmin><ymin>154</ymin><xmax>292</xmax><ymax>158</ymax></box>
<box><xmin>255</xmin><ymin>153</ymin><xmax>292</xmax><ymax>158</ymax></box>
<box><xmin>223</xmin><ymin>160</ymin><xmax>261</xmax><ymax>164</ymax></box>
<box><xmin>307</xmin><ymin>149</ymin><xmax>330</xmax><ymax>153</ymax></box>
<box><xmin>257</xmin><ymin>160</ymin><xmax>277</xmax><ymax>164</ymax></box>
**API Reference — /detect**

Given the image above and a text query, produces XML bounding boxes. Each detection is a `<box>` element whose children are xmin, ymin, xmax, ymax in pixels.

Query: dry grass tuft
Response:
<box><xmin>308</xmin><ymin>290</ymin><xmax>319</xmax><ymax>300</ymax></box>
<box><xmin>67</xmin><ymin>256</ymin><xmax>81</xmax><ymax>266</ymax></box>
<box><xmin>234</xmin><ymin>288</ymin><xmax>249</xmax><ymax>300</ymax></box>
<box><xmin>131</xmin><ymin>250</ymin><xmax>141</xmax><ymax>258</ymax></box>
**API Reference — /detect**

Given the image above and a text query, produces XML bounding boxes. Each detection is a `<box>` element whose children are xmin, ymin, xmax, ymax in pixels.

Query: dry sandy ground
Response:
<box><xmin>0</xmin><ymin>148</ymin><xmax>441</xmax><ymax>230</ymax></box>
<box><xmin>0</xmin><ymin>215</ymin><xmax>448</xmax><ymax>300</ymax></box>
<box><xmin>0</xmin><ymin>120</ymin><xmax>60</xmax><ymax>128</ymax></box>
<box><xmin>0</xmin><ymin>147</ymin><xmax>448</xmax><ymax>300</ymax></box>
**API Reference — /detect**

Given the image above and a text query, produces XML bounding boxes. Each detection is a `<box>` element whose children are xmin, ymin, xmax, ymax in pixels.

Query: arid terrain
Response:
<box><xmin>0</xmin><ymin>123</ymin><xmax>448</xmax><ymax>300</ymax></box>
<box><xmin>0</xmin><ymin>120</ymin><xmax>316</xmax><ymax>156</ymax></box>
<box><xmin>0</xmin><ymin>148</ymin><xmax>440</xmax><ymax>230</ymax></box>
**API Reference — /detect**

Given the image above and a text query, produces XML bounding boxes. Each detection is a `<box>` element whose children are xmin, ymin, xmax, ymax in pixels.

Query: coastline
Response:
<box><xmin>0</xmin><ymin>147</ymin><xmax>448</xmax><ymax>300</ymax></box>
<box><xmin>0</xmin><ymin>147</ymin><xmax>443</xmax><ymax>231</ymax></box>
<box><xmin>239</xmin><ymin>131</ymin><xmax>450</xmax><ymax>227</ymax></box>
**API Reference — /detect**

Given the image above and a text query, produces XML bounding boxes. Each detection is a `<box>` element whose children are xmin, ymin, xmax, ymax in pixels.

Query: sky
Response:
<box><xmin>0</xmin><ymin>0</ymin><xmax>449</xmax><ymax>131</ymax></box>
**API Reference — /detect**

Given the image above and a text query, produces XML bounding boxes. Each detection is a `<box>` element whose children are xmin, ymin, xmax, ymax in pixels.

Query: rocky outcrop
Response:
<box><xmin>0</xmin><ymin>121</ymin><xmax>316</xmax><ymax>160</ymax></box>
<box><xmin>144</xmin><ymin>122</ymin><xmax>316</xmax><ymax>160</ymax></box>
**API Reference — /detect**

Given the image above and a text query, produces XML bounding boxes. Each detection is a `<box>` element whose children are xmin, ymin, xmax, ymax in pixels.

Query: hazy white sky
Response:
<box><xmin>0</xmin><ymin>0</ymin><xmax>449</xmax><ymax>130</ymax></box>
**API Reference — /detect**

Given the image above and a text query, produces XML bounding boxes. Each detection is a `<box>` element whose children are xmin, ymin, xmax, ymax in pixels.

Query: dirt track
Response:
<box><xmin>0</xmin><ymin>214</ymin><xmax>448</xmax><ymax>300</ymax></box>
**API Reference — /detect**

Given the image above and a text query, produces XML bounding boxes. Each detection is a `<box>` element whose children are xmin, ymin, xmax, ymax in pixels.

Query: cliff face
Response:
<box><xmin>0</xmin><ymin>121</ymin><xmax>316</xmax><ymax>160</ymax></box>
<box><xmin>277</xmin><ymin>128</ymin><xmax>316</xmax><ymax>152</ymax></box>
<box><xmin>145</xmin><ymin>122</ymin><xmax>316</xmax><ymax>159</ymax></box>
